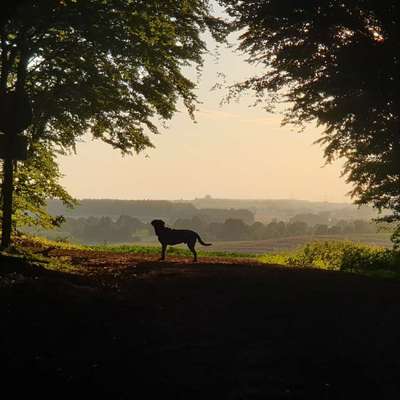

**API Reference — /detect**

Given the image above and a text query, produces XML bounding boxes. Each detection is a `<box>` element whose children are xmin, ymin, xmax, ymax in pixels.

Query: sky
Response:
<box><xmin>57</xmin><ymin>18</ymin><xmax>352</xmax><ymax>203</ymax></box>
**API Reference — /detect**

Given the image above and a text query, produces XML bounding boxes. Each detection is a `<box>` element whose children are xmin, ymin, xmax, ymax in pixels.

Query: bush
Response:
<box><xmin>340</xmin><ymin>246</ymin><xmax>400</xmax><ymax>272</ymax></box>
<box><xmin>260</xmin><ymin>241</ymin><xmax>400</xmax><ymax>273</ymax></box>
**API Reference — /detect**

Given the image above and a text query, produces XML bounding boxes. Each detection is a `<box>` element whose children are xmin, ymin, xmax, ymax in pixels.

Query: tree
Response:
<box><xmin>0</xmin><ymin>1</ymin><xmax>28</xmax><ymax>25</ymax></box>
<box><xmin>220</xmin><ymin>0</ymin><xmax>400</xmax><ymax>244</ymax></box>
<box><xmin>249</xmin><ymin>221</ymin><xmax>266</xmax><ymax>240</ymax></box>
<box><xmin>0</xmin><ymin>0</ymin><xmax>227</xmax><ymax>231</ymax></box>
<box><xmin>222</xmin><ymin>218</ymin><xmax>250</xmax><ymax>240</ymax></box>
<box><xmin>265</xmin><ymin>220</ymin><xmax>286</xmax><ymax>238</ymax></box>
<box><xmin>290</xmin><ymin>213</ymin><xmax>331</xmax><ymax>227</ymax></box>
<box><xmin>11</xmin><ymin>143</ymin><xmax>75</xmax><ymax>229</ymax></box>
<box><xmin>286</xmin><ymin>221</ymin><xmax>308</xmax><ymax>236</ymax></box>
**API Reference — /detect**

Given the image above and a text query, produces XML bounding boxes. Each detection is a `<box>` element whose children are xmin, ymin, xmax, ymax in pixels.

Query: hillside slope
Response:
<box><xmin>1</xmin><ymin>249</ymin><xmax>400</xmax><ymax>399</ymax></box>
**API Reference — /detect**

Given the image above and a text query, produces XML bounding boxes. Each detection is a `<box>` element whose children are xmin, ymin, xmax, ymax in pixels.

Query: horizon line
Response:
<box><xmin>49</xmin><ymin>197</ymin><xmax>355</xmax><ymax>205</ymax></box>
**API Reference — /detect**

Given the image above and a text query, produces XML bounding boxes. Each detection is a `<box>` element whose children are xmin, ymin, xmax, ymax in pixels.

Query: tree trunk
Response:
<box><xmin>1</xmin><ymin>153</ymin><xmax>13</xmax><ymax>248</ymax></box>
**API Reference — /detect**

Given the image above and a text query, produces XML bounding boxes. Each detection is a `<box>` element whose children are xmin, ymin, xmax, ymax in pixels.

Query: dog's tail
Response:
<box><xmin>196</xmin><ymin>234</ymin><xmax>212</xmax><ymax>246</ymax></box>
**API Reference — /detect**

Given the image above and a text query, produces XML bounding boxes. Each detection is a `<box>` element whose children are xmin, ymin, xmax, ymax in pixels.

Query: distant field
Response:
<box><xmin>137</xmin><ymin>233</ymin><xmax>393</xmax><ymax>254</ymax></box>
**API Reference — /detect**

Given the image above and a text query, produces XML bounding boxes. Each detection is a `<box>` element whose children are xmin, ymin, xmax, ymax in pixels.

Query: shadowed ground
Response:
<box><xmin>1</xmin><ymin>250</ymin><xmax>400</xmax><ymax>399</ymax></box>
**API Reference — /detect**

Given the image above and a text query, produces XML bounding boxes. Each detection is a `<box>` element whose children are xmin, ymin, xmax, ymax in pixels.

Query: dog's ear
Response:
<box><xmin>151</xmin><ymin>219</ymin><xmax>164</xmax><ymax>227</ymax></box>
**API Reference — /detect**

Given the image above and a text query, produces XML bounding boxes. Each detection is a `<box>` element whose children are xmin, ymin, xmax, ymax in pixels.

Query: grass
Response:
<box><xmin>90</xmin><ymin>242</ymin><xmax>258</xmax><ymax>259</ymax></box>
<box><xmin>0</xmin><ymin>236</ymin><xmax>87</xmax><ymax>275</ymax></box>
<box><xmin>13</xmin><ymin>235</ymin><xmax>256</xmax><ymax>259</ymax></box>
<box><xmin>24</xmin><ymin>229</ymin><xmax>393</xmax><ymax>252</ymax></box>
<box><xmin>15</xmin><ymin>234</ymin><xmax>87</xmax><ymax>251</ymax></box>
<box><xmin>3</xmin><ymin>234</ymin><xmax>400</xmax><ymax>280</ymax></box>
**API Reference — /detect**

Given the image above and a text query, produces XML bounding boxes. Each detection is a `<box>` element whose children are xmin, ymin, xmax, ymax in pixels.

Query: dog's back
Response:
<box><xmin>159</xmin><ymin>227</ymin><xmax>197</xmax><ymax>245</ymax></box>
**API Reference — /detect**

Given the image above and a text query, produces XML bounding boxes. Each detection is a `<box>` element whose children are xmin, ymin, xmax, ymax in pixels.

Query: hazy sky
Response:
<box><xmin>58</xmin><ymin>23</ymin><xmax>352</xmax><ymax>203</ymax></box>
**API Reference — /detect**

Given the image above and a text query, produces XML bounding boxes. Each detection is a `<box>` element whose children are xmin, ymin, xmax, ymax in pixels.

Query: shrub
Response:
<box><xmin>260</xmin><ymin>241</ymin><xmax>400</xmax><ymax>273</ymax></box>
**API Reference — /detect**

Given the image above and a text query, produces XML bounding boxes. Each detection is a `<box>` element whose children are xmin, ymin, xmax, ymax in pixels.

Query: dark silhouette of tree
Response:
<box><xmin>0</xmin><ymin>1</ymin><xmax>227</xmax><ymax>229</ymax></box>
<box><xmin>220</xmin><ymin>0</ymin><xmax>400</xmax><ymax>244</ymax></box>
<box><xmin>2</xmin><ymin>1</ymin><xmax>227</xmax><ymax>151</ymax></box>
<box><xmin>0</xmin><ymin>1</ymin><xmax>28</xmax><ymax>26</ymax></box>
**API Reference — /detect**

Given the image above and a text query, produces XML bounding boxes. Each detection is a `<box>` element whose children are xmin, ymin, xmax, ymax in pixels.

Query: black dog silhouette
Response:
<box><xmin>151</xmin><ymin>219</ymin><xmax>212</xmax><ymax>262</ymax></box>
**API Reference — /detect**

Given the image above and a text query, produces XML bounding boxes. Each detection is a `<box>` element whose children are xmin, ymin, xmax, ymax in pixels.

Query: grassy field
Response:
<box><xmin>132</xmin><ymin>232</ymin><xmax>393</xmax><ymax>254</ymax></box>
<box><xmin>15</xmin><ymin>234</ymin><xmax>399</xmax><ymax>279</ymax></box>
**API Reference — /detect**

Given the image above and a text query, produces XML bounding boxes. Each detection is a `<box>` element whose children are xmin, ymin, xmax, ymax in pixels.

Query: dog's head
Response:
<box><xmin>151</xmin><ymin>219</ymin><xmax>165</xmax><ymax>230</ymax></box>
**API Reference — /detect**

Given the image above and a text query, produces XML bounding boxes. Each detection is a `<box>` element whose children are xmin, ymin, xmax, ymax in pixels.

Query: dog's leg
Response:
<box><xmin>187</xmin><ymin>241</ymin><xmax>197</xmax><ymax>262</ymax></box>
<box><xmin>160</xmin><ymin>243</ymin><xmax>167</xmax><ymax>261</ymax></box>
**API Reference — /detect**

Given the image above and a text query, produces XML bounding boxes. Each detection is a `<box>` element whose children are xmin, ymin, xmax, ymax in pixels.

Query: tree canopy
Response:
<box><xmin>0</xmin><ymin>0</ymin><xmax>227</xmax><ymax>228</ymax></box>
<box><xmin>1</xmin><ymin>0</ymin><xmax>227</xmax><ymax>152</ymax></box>
<box><xmin>221</xmin><ymin>0</ymin><xmax>400</xmax><ymax>240</ymax></box>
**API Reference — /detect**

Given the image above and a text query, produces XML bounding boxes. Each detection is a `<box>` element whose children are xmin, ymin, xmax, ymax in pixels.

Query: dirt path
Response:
<box><xmin>2</xmin><ymin>249</ymin><xmax>400</xmax><ymax>399</ymax></box>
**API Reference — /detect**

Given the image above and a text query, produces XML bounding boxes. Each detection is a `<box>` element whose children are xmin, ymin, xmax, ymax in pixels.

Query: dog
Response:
<box><xmin>151</xmin><ymin>219</ymin><xmax>212</xmax><ymax>262</ymax></box>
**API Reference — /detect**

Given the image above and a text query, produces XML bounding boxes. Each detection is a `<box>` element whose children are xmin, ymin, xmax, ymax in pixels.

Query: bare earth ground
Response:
<box><xmin>2</xmin><ymin>247</ymin><xmax>400</xmax><ymax>399</ymax></box>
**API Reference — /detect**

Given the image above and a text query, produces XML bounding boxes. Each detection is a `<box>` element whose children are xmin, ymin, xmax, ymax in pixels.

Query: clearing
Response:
<box><xmin>1</xmin><ymin>244</ymin><xmax>400</xmax><ymax>399</ymax></box>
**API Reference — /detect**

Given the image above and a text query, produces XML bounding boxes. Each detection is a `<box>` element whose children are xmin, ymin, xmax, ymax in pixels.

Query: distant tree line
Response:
<box><xmin>61</xmin><ymin>216</ymin><xmax>147</xmax><ymax>244</ymax></box>
<box><xmin>174</xmin><ymin>217</ymin><xmax>379</xmax><ymax>242</ymax></box>
<box><xmin>47</xmin><ymin>199</ymin><xmax>382</xmax><ymax>226</ymax></box>
<box><xmin>46</xmin><ymin>199</ymin><xmax>255</xmax><ymax>224</ymax></box>
<box><xmin>35</xmin><ymin>214</ymin><xmax>383</xmax><ymax>245</ymax></box>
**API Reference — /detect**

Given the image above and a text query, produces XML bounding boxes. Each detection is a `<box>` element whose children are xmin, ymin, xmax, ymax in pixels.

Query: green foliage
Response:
<box><xmin>2</xmin><ymin>0</ymin><xmax>227</xmax><ymax>152</ymax></box>
<box><xmin>0</xmin><ymin>0</ymin><xmax>228</xmax><ymax>232</ymax></box>
<box><xmin>0</xmin><ymin>144</ymin><xmax>74</xmax><ymax>230</ymax></box>
<box><xmin>12</xmin><ymin>143</ymin><xmax>75</xmax><ymax>228</ymax></box>
<box><xmin>260</xmin><ymin>241</ymin><xmax>400</xmax><ymax>274</ymax></box>
<box><xmin>390</xmin><ymin>225</ymin><xmax>400</xmax><ymax>251</ymax></box>
<box><xmin>15</xmin><ymin>234</ymin><xmax>86</xmax><ymax>251</ymax></box>
<box><xmin>220</xmin><ymin>0</ymin><xmax>400</xmax><ymax>238</ymax></box>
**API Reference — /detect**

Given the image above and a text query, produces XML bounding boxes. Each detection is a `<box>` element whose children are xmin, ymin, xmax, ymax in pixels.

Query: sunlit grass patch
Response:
<box><xmin>89</xmin><ymin>243</ymin><xmax>257</xmax><ymax>259</ymax></box>
<box><xmin>90</xmin><ymin>243</ymin><xmax>161</xmax><ymax>255</ymax></box>
<box><xmin>259</xmin><ymin>240</ymin><xmax>400</xmax><ymax>276</ymax></box>
<box><xmin>16</xmin><ymin>234</ymin><xmax>87</xmax><ymax>251</ymax></box>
